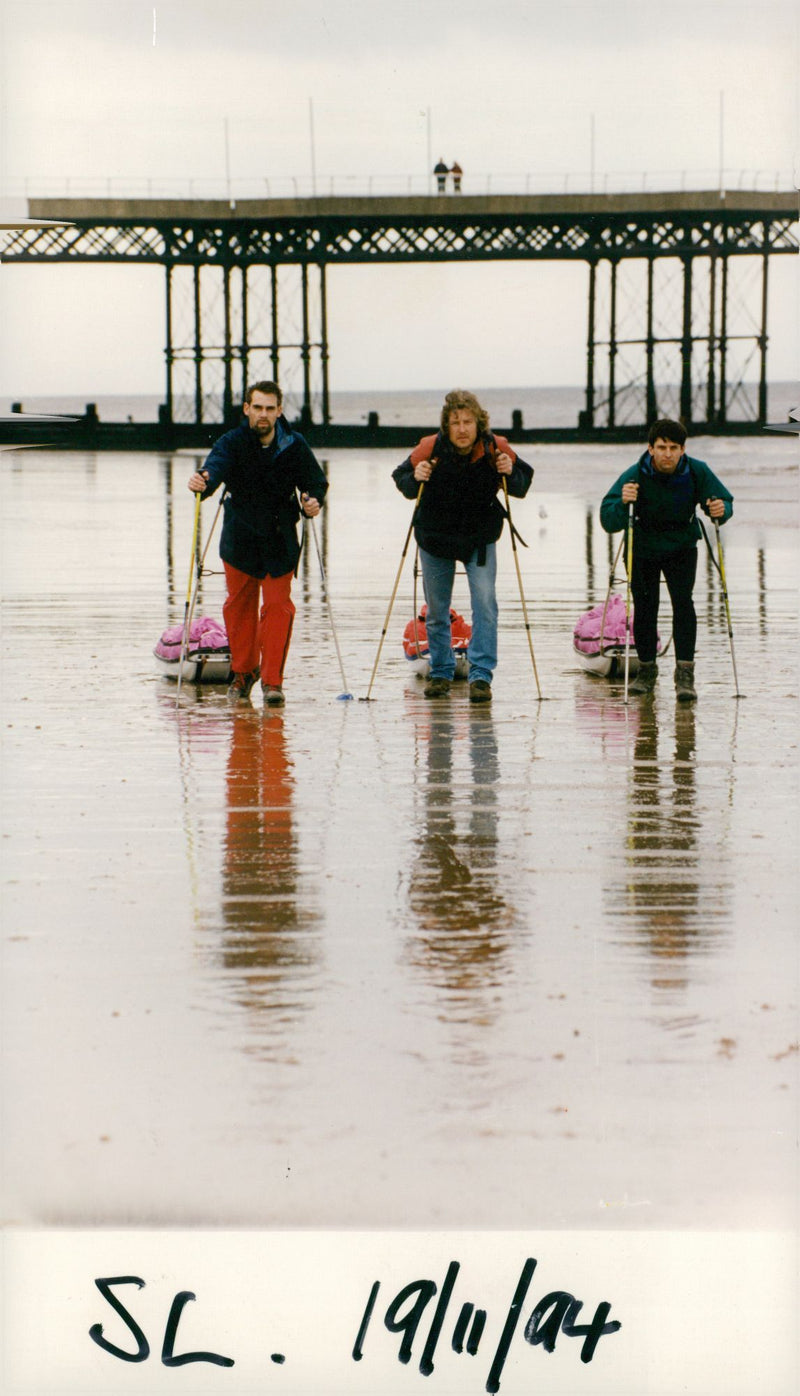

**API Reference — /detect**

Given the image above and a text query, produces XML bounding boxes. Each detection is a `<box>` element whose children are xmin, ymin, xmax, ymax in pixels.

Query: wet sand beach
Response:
<box><xmin>1</xmin><ymin>437</ymin><xmax>797</xmax><ymax>1231</ymax></box>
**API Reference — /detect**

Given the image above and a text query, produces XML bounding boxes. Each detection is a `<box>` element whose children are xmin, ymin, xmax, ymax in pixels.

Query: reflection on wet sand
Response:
<box><xmin>220</xmin><ymin>709</ymin><xmax>320</xmax><ymax>1050</ymax></box>
<box><xmin>403</xmin><ymin>698</ymin><xmax>519</xmax><ymax>1030</ymax></box>
<box><xmin>603</xmin><ymin>700</ymin><xmax>729</xmax><ymax>993</ymax></box>
<box><xmin>3</xmin><ymin>443</ymin><xmax>796</xmax><ymax>1229</ymax></box>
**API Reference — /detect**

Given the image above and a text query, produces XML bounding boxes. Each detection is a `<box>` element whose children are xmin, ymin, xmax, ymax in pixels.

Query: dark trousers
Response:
<box><xmin>631</xmin><ymin>544</ymin><xmax>698</xmax><ymax>662</ymax></box>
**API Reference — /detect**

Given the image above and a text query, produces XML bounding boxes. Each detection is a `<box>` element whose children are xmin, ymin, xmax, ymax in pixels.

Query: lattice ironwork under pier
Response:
<box><xmin>1</xmin><ymin>191</ymin><xmax>796</xmax><ymax>435</ymax></box>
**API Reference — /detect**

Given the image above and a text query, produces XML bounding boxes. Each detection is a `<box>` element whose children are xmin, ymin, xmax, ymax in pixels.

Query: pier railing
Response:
<box><xmin>0</xmin><ymin>168</ymin><xmax>794</xmax><ymax>203</ymax></box>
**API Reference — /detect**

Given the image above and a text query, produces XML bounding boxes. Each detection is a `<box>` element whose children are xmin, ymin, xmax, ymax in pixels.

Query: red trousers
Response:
<box><xmin>223</xmin><ymin>563</ymin><xmax>295</xmax><ymax>687</ymax></box>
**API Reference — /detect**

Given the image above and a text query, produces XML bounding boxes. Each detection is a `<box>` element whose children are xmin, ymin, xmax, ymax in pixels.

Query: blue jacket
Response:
<box><xmin>201</xmin><ymin>417</ymin><xmax>328</xmax><ymax>578</ymax></box>
<box><xmin>600</xmin><ymin>450</ymin><xmax>733</xmax><ymax>556</ymax></box>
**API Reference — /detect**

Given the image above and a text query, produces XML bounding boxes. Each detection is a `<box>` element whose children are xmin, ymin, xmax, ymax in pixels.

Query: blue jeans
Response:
<box><xmin>420</xmin><ymin>544</ymin><xmax>498</xmax><ymax>684</ymax></box>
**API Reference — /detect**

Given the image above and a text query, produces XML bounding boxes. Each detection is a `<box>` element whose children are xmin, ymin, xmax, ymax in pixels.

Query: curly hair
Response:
<box><xmin>440</xmin><ymin>389</ymin><xmax>489</xmax><ymax>437</ymax></box>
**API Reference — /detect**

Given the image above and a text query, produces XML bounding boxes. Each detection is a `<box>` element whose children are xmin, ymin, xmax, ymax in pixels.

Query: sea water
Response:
<box><xmin>2</xmin><ymin>380</ymin><xmax>797</xmax><ymax>428</ymax></box>
<box><xmin>0</xmin><ymin>430</ymin><xmax>797</xmax><ymax>1231</ymax></box>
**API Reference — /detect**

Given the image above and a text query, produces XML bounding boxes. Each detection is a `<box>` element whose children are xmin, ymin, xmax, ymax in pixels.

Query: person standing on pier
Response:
<box><xmin>433</xmin><ymin>157</ymin><xmax>449</xmax><ymax>193</ymax></box>
<box><xmin>392</xmin><ymin>389</ymin><xmax>533</xmax><ymax>703</ymax></box>
<box><xmin>187</xmin><ymin>380</ymin><xmax>328</xmax><ymax>706</ymax></box>
<box><xmin>600</xmin><ymin>418</ymin><xmax>733</xmax><ymax>702</ymax></box>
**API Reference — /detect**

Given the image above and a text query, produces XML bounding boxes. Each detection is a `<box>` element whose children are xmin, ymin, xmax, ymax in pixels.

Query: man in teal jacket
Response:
<box><xmin>600</xmin><ymin>419</ymin><xmax>733</xmax><ymax>701</ymax></box>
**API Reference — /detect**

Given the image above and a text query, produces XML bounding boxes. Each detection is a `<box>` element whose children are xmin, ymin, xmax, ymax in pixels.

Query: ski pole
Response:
<box><xmin>306</xmin><ymin>507</ymin><xmax>353</xmax><ymax>700</ymax></box>
<box><xmin>361</xmin><ymin>483</ymin><xmax>424</xmax><ymax>701</ymax></box>
<box><xmin>177</xmin><ymin>488</ymin><xmax>228</xmax><ymax>700</ymax></box>
<box><xmin>410</xmin><ymin>547</ymin><xmax>424</xmax><ymax>659</ymax></box>
<box><xmin>502</xmin><ymin>477</ymin><xmax>542</xmax><ymax>700</ymax></box>
<box><xmin>597</xmin><ymin>534</ymin><xmax>625</xmax><ymax>663</ymax></box>
<box><xmin>623</xmin><ymin>501</ymin><xmax>634</xmax><ymax>705</ymax></box>
<box><xmin>176</xmin><ymin>491</ymin><xmax>202</xmax><ymax>705</ymax></box>
<box><xmin>714</xmin><ymin>518</ymin><xmax>743</xmax><ymax>698</ymax></box>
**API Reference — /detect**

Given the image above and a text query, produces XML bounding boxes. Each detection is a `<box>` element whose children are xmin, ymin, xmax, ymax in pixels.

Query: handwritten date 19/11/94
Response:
<box><xmin>89</xmin><ymin>1257</ymin><xmax>620</xmax><ymax>1392</ymax></box>
<box><xmin>354</xmin><ymin>1257</ymin><xmax>621</xmax><ymax>1392</ymax></box>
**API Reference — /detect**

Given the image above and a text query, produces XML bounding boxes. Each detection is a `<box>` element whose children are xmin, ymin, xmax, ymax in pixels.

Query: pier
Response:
<box><xmin>1</xmin><ymin>190</ymin><xmax>797</xmax><ymax>447</ymax></box>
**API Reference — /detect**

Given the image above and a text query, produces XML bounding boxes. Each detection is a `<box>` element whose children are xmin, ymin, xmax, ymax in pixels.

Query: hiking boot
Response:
<box><xmin>227</xmin><ymin>668</ymin><xmax>260</xmax><ymax>701</ymax></box>
<box><xmin>674</xmin><ymin>661</ymin><xmax>697</xmax><ymax>703</ymax></box>
<box><xmin>423</xmin><ymin>676</ymin><xmax>451</xmax><ymax>699</ymax></box>
<box><xmin>262</xmin><ymin>684</ymin><xmax>285</xmax><ymax>706</ymax></box>
<box><xmin>627</xmin><ymin>660</ymin><xmax>658</xmax><ymax>695</ymax></box>
<box><xmin>469</xmin><ymin>680</ymin><xmax>492</xmax><ymax>703</ymax></box>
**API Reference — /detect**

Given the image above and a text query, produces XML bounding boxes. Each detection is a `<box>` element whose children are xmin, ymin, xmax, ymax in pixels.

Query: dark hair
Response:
<box><xmin>648</xmin><ymin>417</ymin><xmax>687</xmax><ymax>448</ymax></box>
<box><xmin>245</xmin><ymin>380</ymin><xmax>282</xmax><ymax>406</ymax></box>
<box><xmin>440</xmin><ymin>389</ymin><xmax>489</xmax><ymax>437</ymax></box>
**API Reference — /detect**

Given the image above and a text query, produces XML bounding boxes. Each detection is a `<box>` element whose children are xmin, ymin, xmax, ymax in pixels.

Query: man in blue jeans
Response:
<box><xmin>392</xmin><ymin>389</ymin><xmax>533</xmax><ymax>703</ymax></box>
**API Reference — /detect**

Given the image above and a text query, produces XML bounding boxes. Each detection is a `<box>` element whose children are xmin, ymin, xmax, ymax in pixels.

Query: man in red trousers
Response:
<box><xmin>187</xmin><ymin>381</ymin><xmax>328</xmax><ymax>705</ymax></box>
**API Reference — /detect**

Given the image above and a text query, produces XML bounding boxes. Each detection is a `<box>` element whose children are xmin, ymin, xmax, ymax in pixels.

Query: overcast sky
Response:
<box><xmin>0</xmin><ymin>0</ymin><xmax>797</xmax><ymax>399</ymax></box>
